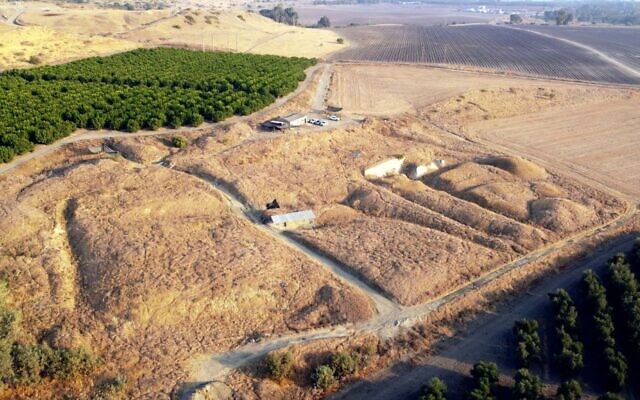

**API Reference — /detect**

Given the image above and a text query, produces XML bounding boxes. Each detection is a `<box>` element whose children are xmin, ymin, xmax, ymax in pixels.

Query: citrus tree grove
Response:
<box><xmin>0</xmin><ymin>48</ymin><xmax>315</xmax><ymax>162</ymax></box>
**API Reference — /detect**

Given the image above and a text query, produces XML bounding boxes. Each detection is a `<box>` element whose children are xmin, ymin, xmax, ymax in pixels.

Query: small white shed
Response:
<box><xmin>270</xmin><ymin>210</ymin><xmax>315</xmax><ymax>230</ymax></box>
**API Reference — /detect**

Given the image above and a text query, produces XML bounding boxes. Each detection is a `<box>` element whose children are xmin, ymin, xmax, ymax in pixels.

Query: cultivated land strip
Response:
<box><xmin>508</xmin><ymin>25</ymin><xmax>640</xmax><ymax>79</ymax></box>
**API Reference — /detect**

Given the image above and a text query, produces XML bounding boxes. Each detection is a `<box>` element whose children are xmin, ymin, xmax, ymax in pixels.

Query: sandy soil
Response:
<box><xmin>0</xmin><ymin>154</ymin><xmax>373</xmax><ymax>397</ymax></box>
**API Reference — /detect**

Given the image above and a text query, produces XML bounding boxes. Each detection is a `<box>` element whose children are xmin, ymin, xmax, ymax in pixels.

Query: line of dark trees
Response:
<box><xmin>0</xmin><ymin>48</ymin><xmax>315</xmax><ymax>163</ymax></box>
<box><xmin>419</xmin><ymin>240</ymin><xmax>640</xmax><ymax>400</ymax></box>
<box><xmin>259</xmin><ymin>5</ymin><xmax>299</xmax><ymax>25</ymax></box>
<box><xmin>543</xmin><ymin>3</ymin><xmax>640</xmax><ymax>26</ymax></box>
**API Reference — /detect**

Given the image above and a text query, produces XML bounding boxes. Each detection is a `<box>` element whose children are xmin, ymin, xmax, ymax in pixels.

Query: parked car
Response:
<box><xmin>328</xmin><ymin>115</ymin><xmax>340</xmax><ymax>121</ymax></box>
<box><xmin>308</xmin><ymin>118</ymin><xmax>318</xmax><ymax>124</ymax></box>
<box><xmin>315</xmin><ymin>120</ymin><xmax>327</xmax><ymax>126</ymax></box>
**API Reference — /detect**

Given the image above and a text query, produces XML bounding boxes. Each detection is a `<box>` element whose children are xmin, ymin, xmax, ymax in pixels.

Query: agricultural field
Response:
<box><xmin>295</xmin><ymin>3</ymin><xmax>498</xmax><ymax>26</ymax></box>
<box><xmin>0</xmin><ymin>48</ymin><xmax>313</xmax><ymax>162</ymax></box>
<box><xmin>523</xmin><ymin>25</ymin><xmax>640</xmax><ymax>70</ymax></box>
<box><xmin>334</xmin><ymin>24</ymin><xmax>640</xmax><ymax>84</ymax></box>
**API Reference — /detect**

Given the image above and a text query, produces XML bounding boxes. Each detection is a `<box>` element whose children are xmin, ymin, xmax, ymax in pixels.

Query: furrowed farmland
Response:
<box><xmin>0</xmin><ymin>48</ymin><xmax>314</xmax><ymax>162</ymax></box>
<box><xmin>334</xmin><ymin>24</ymin><xmax>640</xmax><ymax>84</ymax></box>
<box><xmin>524</xmin><ymin>25</ymin><xmax>640</xmax><ymax>70</ymax></box>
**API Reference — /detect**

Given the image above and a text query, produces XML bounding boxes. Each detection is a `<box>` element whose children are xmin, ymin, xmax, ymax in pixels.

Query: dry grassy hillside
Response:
<box><xmin>168</xmin><ymin>114</ymin><xmax>623</xmax><ymax>306</ymax></box>
<box><xmin>119</xmin><ymin>10</ymin><xmax>345</xmax><ymax>58</ymax></box>
<box><xmin>0</xmin><ymin>154</ymin><xmax>373</xmax><ymax>397</ymax></box>
<box><xmin>0</xmin><ymin>25</ymin><xmax>137</xmax><ymax>69</ymax></box>
<box><xmin>18</xmin><ymin>8</ymin><xmax>173</xmax><ymax>35</ymax></box>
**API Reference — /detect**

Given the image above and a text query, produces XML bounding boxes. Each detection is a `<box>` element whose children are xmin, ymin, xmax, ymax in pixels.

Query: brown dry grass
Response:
<box><xmin>0</xmin><ymin>25</ymin><xmax>137</xmax><ymax>70</ymax></box>
<box><xmin>0</xmin><ymin>156</ymin><xmax>373</xmax><ymax>397</ymax></box>
<box><xmin>119</xmin><ymin>10</ymin><xmax>344</xmax><ymax>58</ymax></box>
<box><xmin>168</xmin><ymin>111</ymin><xmax>622</xmax><ymax>306</ymax></box>
<box><xmin>19</xmin><ymin>8</ymin><xmax>173</xmax><ymax>36</ymax></box>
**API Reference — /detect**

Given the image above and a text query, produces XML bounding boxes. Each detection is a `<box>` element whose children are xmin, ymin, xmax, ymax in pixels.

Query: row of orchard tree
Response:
<box><xmin>420</xmin><ymin>241</ymin><xmax>640</xmax><ymax>400</ymax></box>
<box><xmin>0</xmin><ymin>48</ymin><xmax>315</xmax><ymax>163</ymax></box>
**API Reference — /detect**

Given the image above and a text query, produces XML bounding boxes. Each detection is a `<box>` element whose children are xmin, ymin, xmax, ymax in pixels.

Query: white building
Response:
<box><xmin>270</xmin><ymin>210</ymin><xmax>315</xmax><ymax>230</ymax></box>
<box><xmin>364</xmin><ymin>156</ymin><xmax>405</xmax><ymax>179</ymax></box>
<box><xmin>282</xmin><ymin>113</ymin><xmax>308</xmax><ymax>127</ymax></box>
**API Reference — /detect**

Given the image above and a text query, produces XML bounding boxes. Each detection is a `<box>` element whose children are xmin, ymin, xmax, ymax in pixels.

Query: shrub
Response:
<box><xmin>28</xmin><ymin>55</ymin><xmax>42</xmax><ymax>65</ymax></box>
<box><xmin>172</xmin><ymin>135</ymin><xmax>188</xmax><ymax>149</ymax></box>
<box><xmin>513</xmin><ymin>319</ymin><xmax>541</xmax><ymax>367</ymax></box>
<box><xmin>513</xmin><ymin>369</ymin><xmax>541</xmax><ymax>400</ymax></box>
<box><xmin>598</xmin><ymin>393</ymin><xmax>623</xmax><ymax>400</ymax></box>
<box><xmin>312</xmin><ymin>364</ymin><xmax>335</xmax><ymax>391</ymax></box>
<box><xmin>331</xmin><ymin>351</ymin><xmax>357</xmax><ymax>378</ymax></box>
<box><xmin>607</xmin><ymin>254</ymin><xmax>640</xmax><ymax>359</ymax></box>
<box><xmin>556</xmin><ymin>380</ymin><xmax>581</xmax><ymax>400</ymax></box>
<box><xmin>264</xmin><ymin>350</ymin><xmax>294</xmax><ymax>381</ymax></box>
<box><xmin>0</xmin><ymin>146</ymin><xmax>15</xmax><ymax>163</ymax></box>
<box><xmin>93</xmin><ymin>375</ymin><xmax>127</xmax><ymax>400</ymax></box>
<box><xmin>549</xmin><ymin>289</ymin><xmax>583</xmax><ymax>376</ymax></box>
<box><xmin>420</xmin><ymin>377</ymin><xmax>447</xmax><ymax>400</ymax></box>
<box><xmin>10</xmin><ymin>344</ymin><xmax>46</xmax><ymax>386</ymax></box>
<box><xmin>468</xmin><ymin>362</ymin><xmax>498</xmax><ymax>400</ymax></box>
<box><xmin>337</xmin><ymin>37</ymin><xmax>344</xmax><ymax>44</ymax></box>
<box><xmin>44</xmin><ymin>346</ymin><xmax>98</xmax><ymax>379</ymax></box>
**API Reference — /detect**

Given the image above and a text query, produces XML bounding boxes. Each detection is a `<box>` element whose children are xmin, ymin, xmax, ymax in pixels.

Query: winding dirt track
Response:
<box><xmin>179</xmin><ymin>159</ymin><xmax>636</xmax><ymax>398</ymax></box>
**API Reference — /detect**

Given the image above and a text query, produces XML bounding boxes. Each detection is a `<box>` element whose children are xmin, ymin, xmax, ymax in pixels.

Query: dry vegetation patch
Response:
<box><xmin>0</xmin><ymin>158</ymin><xmax>373</xmax><ymax>396</ymax></box>
<box><xmin>169</xmin><ymin>111</ymin><xmax>621</xmax><ymax>306</ymax></box>
<box><xmin>119</xmin><ymin>10</ymin><xmax>343</xmax><ymax>58</ymax></box>
<box><xmin>0</xmin><ymin>26</ymin><xmax>137</xmax><ymax>70</ymax></box>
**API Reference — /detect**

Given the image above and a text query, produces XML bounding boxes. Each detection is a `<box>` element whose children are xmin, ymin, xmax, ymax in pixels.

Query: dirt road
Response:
<box><xmin>330</xmin><ymin>237</ymin><xmax>638</xmax><ymax>400</ymax></box>
<box><xmin>312</xmin><ymin>63</ymin><xmax>332</xmax><ymax>112</ymax></box>
<box><xmin>0</xmin><ymin>62</ymin><xmax>326</xmax><ymax>176</ymax></box>
<box><xmin>1</xmin><ymin>8</ymin><xmax>23</xmax><ymax>26</ymax></box>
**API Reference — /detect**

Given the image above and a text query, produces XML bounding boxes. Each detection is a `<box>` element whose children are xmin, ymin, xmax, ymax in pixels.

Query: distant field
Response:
<box><xmin>295</xmin><ymin>4</ymin><xmax>497</xmax><ymax>26</ymax></box>
<box><xmin>523</xmin><ymin>25</ymin><xmax>640</xmax><ymax>70</ymax></box>
<box><xmin>334</xmin><ymin>24</ymin><xmax>640</xmax><ymax>84</ymax></box>
<box><xmin>0</xmin><ymin>49</ymin><xmax>313</xmax><ymax>162</ymax></box>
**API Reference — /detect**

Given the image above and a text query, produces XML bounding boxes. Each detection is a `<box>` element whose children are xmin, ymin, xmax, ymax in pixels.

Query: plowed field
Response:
<box><xmin>334</xmin><ymin>24</ymin><xmax>640</xmax><ymax>84</ymax></box>
<box><xmin>524</xmin><ymin>25</ymin><xmax>640</xmax><ymax>70</ymax></box>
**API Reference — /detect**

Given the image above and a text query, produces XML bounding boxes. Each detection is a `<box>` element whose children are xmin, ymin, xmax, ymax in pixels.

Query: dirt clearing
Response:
<box><xmin>468</xmin><ymin>97</ymin><xmax>640</xmax><ymax>199</ymax></box>
<box><xmin>325</xmin><ymin>64</ymin><xmax>607</xmax><ymax>116</ymax></box>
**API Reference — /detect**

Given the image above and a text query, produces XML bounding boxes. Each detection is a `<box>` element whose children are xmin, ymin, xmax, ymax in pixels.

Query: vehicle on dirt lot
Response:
<box><xmin>308</xmin><ymin>118</ymin><xmax>318</xmax><ymax>124</ymax></box>
<box><xmin>328</xmin><ymin>115</ymin><xmax>340</xmax><ymax>121</ymax></box>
